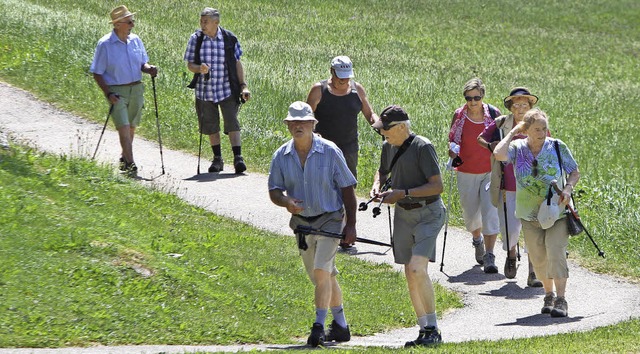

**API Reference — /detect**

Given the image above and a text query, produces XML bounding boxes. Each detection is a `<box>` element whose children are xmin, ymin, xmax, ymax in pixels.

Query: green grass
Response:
<box><xmin>0</xmin><ymin>144</ymin><xmax>461</xmax><ymax>346</ymax></box>
<box><xmin>1</xmin><ymin>0</ymin><xmax>639</xmax><ymax>351</ymax></box>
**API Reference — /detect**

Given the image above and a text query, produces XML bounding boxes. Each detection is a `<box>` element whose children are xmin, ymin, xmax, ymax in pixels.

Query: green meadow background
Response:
<box><xmin>1</xmin><ymin>0</ymin><xmax>639</xmax><ymax>350</ymax></box>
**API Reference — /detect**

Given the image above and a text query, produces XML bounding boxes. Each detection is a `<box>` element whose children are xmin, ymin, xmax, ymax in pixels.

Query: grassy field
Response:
<box><xmin>1</xmin><ymin>0</ymin><xmax>638</xmax><ymax>279</ymax></box>
<box><xmin>1</xmin><ymin>0</ymin><xmax>639</xmax><ymax>350</ymax></box>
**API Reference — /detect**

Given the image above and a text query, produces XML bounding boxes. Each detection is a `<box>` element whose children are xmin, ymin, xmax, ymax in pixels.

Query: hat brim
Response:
<box><xmin>334</xmin><ymin>70</ymin><xmax>354</xmax><ymax>79</ymax></box>
<box><xmin>110</xmin><ymin>12</ymin><xmax>136</xmax><ymax>23</ymax></box>
<box><xmin>283</xmin><ymin>117</ymin><xmax>317</xmax><ymax>123</ymax></box>
<box><xmin>504</xmin><ymin>94</ymin><xmax>538</xmax><ymax>106</ymax></box>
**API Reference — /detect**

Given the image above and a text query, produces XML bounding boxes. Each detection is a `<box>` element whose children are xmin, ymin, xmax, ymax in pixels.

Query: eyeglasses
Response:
<box><xmin>464</xmin><ymin>95</ymin><xmax>483</xmax><ymax>102</ymax></box>
<box><xmin>532</xmin><ymin>159</ymin><xmax>538</xmax><ymax>177</ymax></box>
<box><xmin>118</xmin><ymin>20</ymin><xmax>135</xmax><ymax>25</ymax></box>
<box><xmin>512</xmin><ymin>103</ymin><xmax>530</xmax><ymax>109</ymax></box>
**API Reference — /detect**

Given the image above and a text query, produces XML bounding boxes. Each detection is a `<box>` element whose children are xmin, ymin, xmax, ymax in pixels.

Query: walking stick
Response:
<box><xmin>294</xmin><ymin>226</ymin><xmax>392</xmax><ymax>247</ymax></box>
<box><xmin>151</xmin><ymin>76</ymin><xmax>165</xmax><ymax>175</ymax></box>
<box><xmin>440</xmin><ymin>169</ymin><xmax>454</xmax><ymax>272</ymax></box>
<box><xmin>500</xmin><ymin>165</ymin><xmax>513</xmax><ymax>260</ymax></box>
<box><xmin>92</xmin><ymin>104</ymin><xmax>114</xmax><ymax>160</ymax></box>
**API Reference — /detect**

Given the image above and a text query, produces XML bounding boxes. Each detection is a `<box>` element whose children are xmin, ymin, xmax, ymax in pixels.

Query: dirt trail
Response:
<box><xmin>1</xmin><ymin>81</ymin><xmax>639</xmax><ymax>353</ymax></box>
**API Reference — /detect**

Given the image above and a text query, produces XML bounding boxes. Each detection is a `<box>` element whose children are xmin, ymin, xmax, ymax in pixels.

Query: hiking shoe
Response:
<box><xmin>307</xmin><ymin>322</ymin><xmax>325</xmax><ymax>347</ymax></box>
<box><xmin>119</xmin><ymin>157</ymin><xmax>126</xmax><ymax>171</ymax></box>
<box><xmin>483</xmin><ymin>252</ymin><xmax>498</xmax><ymax>273</ymax></box>
<box><xmin>208</xmin><ymin>157</ymin><xmax>224</xmax><ymax>173</ymax></box>
<box><xmin>472</xmin><ymin>237</ymin><xmax>485</xmax><ymax>265</ymax></box>
<box><xmin>541</xmin><ymin>292</ymin><xmax>555</xmax><ymax>314</ymax></box>
<box><xmin>325</xmin><ymin>320</ymin><xmax>351</xmax><ymax>342</ymax></box>
<box><xmin>527</xmin><ymin>272</ymin><xmax>543</xmax><ymax>287</ymax></box>
<box><xmin>551</xmin><ymin>296</ymin><xmax>568</xmax><ymax>317</ymax></box>
<box><xmin>233</xmin><ymin>155</ymin><xmax>246</xmax><ymax>174</ymax></box>
<box><xmin>404</xmin><ymin>326</ymin><xmax>442</xmax><ymax>347</ymax></box>
<box><xmin>504</xmin><ymin>257</ymin><xmax>517</xmax><ymax>279</ymax></box>
<box><xmin>123</xmin><ymin>162</ymin><xmax>137</xmax><ymax>176</ymax></box>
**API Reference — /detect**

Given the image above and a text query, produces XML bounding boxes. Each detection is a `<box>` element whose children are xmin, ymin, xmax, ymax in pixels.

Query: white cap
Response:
<box><xmin>331</xmin><ymin>56</ymin><xmax>354</xmax><ymax>79</ymax></box>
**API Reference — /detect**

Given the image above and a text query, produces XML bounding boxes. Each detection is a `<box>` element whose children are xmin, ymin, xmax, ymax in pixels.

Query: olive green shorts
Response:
<box><xmin>108</xmin><ymin>83</ymin><xmax>145</xmax><ymax>129</ymax></box>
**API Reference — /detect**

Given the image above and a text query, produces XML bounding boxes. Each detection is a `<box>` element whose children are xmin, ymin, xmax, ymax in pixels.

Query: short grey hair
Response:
<box><xmin>463</xmin><ymin>77</ymin><xmax>486</xmax><ymax>97</ymax></box>
<box><xmin>200</xmin><ymin>7</ymin><xmax>220</xmax><ymax>19</ymax></box>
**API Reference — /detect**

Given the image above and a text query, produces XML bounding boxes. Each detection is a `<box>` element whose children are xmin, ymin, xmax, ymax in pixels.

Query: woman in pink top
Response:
<box><xmin>448</xmin><ymin>78</ymin><xmax>501</xmax><ymax>273</ymax></box>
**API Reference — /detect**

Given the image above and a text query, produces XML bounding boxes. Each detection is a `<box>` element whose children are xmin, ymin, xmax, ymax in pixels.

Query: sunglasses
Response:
<box><xmin>464</xmin><ymin>95</ymin><xmax>483</xmax><ymax>102</ymax></box>
<box><xmin>118</xmin><ymin>20</ymin><xmax>135</xmax><ymax>25</ymax></box>
<box><xmin>532</xmin><ymin>159</ymin><xmax>538</xmax><ymax>177</ymax></box>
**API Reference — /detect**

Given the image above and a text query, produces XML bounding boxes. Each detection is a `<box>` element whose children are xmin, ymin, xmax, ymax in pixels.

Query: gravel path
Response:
<box><xmin>1</xmin><ymin>81</ymin><xmax>639</xmax><ymax>353</ymax></box>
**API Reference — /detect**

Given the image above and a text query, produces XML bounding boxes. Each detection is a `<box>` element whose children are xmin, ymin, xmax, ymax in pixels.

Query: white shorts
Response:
<box><xmin>497</xmin><ymin>191</ymin><xmax>524</xmax><ymax>252</ymax></box>
<box><xmin>456</xmin><ymin>171</ymin><xmax>500</xmax><ymax>235</ymax></box>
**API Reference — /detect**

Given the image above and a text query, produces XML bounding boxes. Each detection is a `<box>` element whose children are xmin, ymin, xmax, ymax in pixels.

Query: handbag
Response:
<box><xmin>554</xmin><ymin>140</ymin><xmax>583</xmax><ymax>236</ymax></box>
<box><xmin>565</xmin><ymin>208</ymin><xmax>584</xmax><ymax>236</ymax></box>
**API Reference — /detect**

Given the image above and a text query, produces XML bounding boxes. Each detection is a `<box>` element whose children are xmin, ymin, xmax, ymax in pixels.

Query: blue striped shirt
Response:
<box><xmin>183</xmin><ymin>29</ymin><xmax>242</xmax><ymax>103</ymax></box>
<box><xmin>268</xmin><ymin>136</ymin><xmax>357</xmax><ymax>217</ymax></box>
<box><xmin>90</xmin><ymin>31</ymin><xmax>149</xmax><ymax>85</ymax></box>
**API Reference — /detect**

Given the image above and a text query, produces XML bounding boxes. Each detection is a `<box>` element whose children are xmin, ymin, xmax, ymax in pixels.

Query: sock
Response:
<box><xmin>426</xmin><ymin>312</ymin><xmax>438</xmax><ymax>329</ymax></box>
<box><xmin>211</xmin><ymin>144</ymin><xmax>221</xmax><ymax>158</ymax></box>
<box><xmin>331</xmin><ymin>305</ymin><xmax>347</xmax><ymax>328</ymax></box>
<box><xmin>418</xmin><ymin>315</ymin><xmax>428</xmax><ymax>329</ymax></box>
<box><xmin>315</xmin><ymin>308</ymin><xmax>328</xmax><ymax>326</ymax></box>
<box><xmin>473</xmin><ymin>234</ymin><xmax>484</xmax><ymax>245</ymax></box>
<box><xmin>232</xmin><ymin>145</ymin><xmax>242</xmax><ymax>156</ymax></box>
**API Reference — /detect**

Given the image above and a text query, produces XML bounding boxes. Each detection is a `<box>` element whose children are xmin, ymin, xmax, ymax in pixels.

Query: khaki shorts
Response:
<box><xmin>522</xmin><ymin>218</ymin><xmax>570</xmax><ymax>279</ymax></box>
<box><xmin>456</xmin><ymin>171</ymin><xmax>500</xmax><ymax>235</ymax></box>
<box><xmin>109</xmin><ymin>83</ymin><xmax>145</xmax><ymax>129</ymax></box>
<box><xmin>392</xmin><ymin>199</ymin><xmax>445</xmax><ymax>264</ymax></box>
<box><xmin>195</xmin><ymin>97</ymin><xmax>240</xmax><ymax>135</ymax></box>
<box><xmin>289</xmin><ymin>210</ymin><xmax>344</xmax><ymax>284</ymax></box>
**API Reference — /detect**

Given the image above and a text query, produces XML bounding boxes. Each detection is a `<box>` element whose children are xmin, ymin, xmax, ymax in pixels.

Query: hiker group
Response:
<box><xmin>90</xmin><ymin>5</ymin><xmax>580</xmax><ymax>348</ymax></box>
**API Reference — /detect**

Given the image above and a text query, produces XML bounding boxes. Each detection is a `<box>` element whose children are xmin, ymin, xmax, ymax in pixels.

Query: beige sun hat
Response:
<box><xmin>109</xmin><ymin>5</ymin><xmax>136</xmax><ymax>24</ymax></box>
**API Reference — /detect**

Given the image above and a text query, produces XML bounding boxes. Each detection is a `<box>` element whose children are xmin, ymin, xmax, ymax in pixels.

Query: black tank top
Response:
<box><xmin>314</xmin><ymin>80</ymin><xmax>363</xmax><ymax>153</ymax></box>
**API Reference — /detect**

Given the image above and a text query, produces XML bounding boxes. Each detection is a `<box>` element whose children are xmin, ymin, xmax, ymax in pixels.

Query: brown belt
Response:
<box><xmin>112</xmin><ymin>81</ymin><xmax>141</xmax><ymax>87</ymax></box>
<box><xmin>397</xmin><ymin>199</ymin><xmax>438</xmax><ymax>210</ymax></box>
<box><xmin>296</xmin><ymin>213</ymin><xmax>326</xmax><ymax>223</ymax></box>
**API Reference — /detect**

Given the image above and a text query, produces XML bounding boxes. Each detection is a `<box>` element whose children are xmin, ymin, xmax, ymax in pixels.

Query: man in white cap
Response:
<box><xmin>306</xmin><ymin>55</ymin><xmax>378</xmax><ymax>251</ymax></box>
<box><xmin>90</xmin><ymin>5</ymin><xmax>158</xmax><ymax>175</ymax></box>
<box><xmin>268</xmin><ymin>101</ymin><xmax>357</xmax><ymax>347</ymax></box>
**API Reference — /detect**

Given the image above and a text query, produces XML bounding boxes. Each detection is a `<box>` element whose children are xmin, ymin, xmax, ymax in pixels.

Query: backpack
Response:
<box><xmin>187</xmin><ymin>28</ymin><xmax>242</xmax><ymax>103</ymax></box>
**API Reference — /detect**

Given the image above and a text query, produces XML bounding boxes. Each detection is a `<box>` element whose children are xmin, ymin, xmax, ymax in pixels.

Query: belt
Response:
<box><xmin>397</xmin><ymin>199</ymin><xmax>438</xmax><ymax>210</ymax></box>
<box><xmin>112</xmin><ymin>81</ymin><xmax>141</xmax><ymax>87</ymax></box>
<box><xmin>296</xmin><ymin>213</ymin><xmax>326</xmax><ymax>223</ymax></box>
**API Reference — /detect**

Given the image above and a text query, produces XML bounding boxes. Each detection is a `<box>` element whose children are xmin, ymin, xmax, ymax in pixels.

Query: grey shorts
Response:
<box><xmin>195</xmin><ymin>97</ymin><xmax>240</xmax><ymax>135</ymax></box>
<box><xmin>289</xmin><ymin>210</ymin><xmax>344</xmax><ymax>283</ymax></box>
<box><xmin>392</xmin><ymin>199</ymin><xmax>445</xmax><ymax>264</ymax></box>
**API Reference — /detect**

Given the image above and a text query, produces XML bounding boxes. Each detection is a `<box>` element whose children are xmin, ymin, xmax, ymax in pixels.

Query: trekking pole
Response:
<box><xmin>294</xmin><ymin>226</ymin><xmax>392</xmax><ymax>247</ymax></box>
<box><xmin>550</xmin><ymin>181</ymin><xmax>605</xmax><ymax>258</ymax></box>
<box><xmin>92</xmin><ymin>104</ymin><xmax>114</xmax><ymax>160</ymax></box>
<box><xmin>440</xmin><ymin>169</ymin><xmax>454</xmax><ymax>272</ymax></box>
<box><xmin>500</xmin><ymin>165</ymin><xmax>512</xmax><ymax>261</ymax></box>
<box><xmin>151</xmin><ymin>76</ymin><xmax>165</xmax><ymax>175</ymax></box>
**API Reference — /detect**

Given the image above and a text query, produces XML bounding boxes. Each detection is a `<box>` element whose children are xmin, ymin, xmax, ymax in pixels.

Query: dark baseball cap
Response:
<box><xmin>372</xmin><ymin>105</ymin><xmax>409</xmax><ymax>130</ymax></box>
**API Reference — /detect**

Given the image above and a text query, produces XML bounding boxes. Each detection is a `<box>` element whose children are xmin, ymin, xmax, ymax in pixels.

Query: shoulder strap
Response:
<box><xmin>488</xmin><ymin>105</ymin><xmax>498</xmax><ymax>119</ymax></box>
<box><xmin>187</xmin><ymin>32</ymin><xmax>206</xmax><ymax>89</ymax></box>
<box><xmin>390</xmin><ymin>133</ymin><xmax>416</xmax><ymax>171</ymax></box>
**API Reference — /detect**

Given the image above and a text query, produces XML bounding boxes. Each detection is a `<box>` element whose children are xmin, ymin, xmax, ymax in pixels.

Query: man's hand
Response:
<box><xmin>378</xmin><ymin>189</ymin><xmax>405</xmax><ymax>204</ymax></box>
<box><xmin>145</xmin><ymin>65</ymin><xmax>158</xmax><ymax>77</ymax></box>
<box><xmin>241</xmin><ymin>87</ymin><xmax>251</xmax><ymax>103</ymax></box>
<box><xmin>286</xmin><ymin>198</ymin><xmax>304</xmax><ymax>215</ymax></box>
<box><xmin>342</xmin><ymin>224</ymin><xmax>357</xmax><ymax>245</ymax></box>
